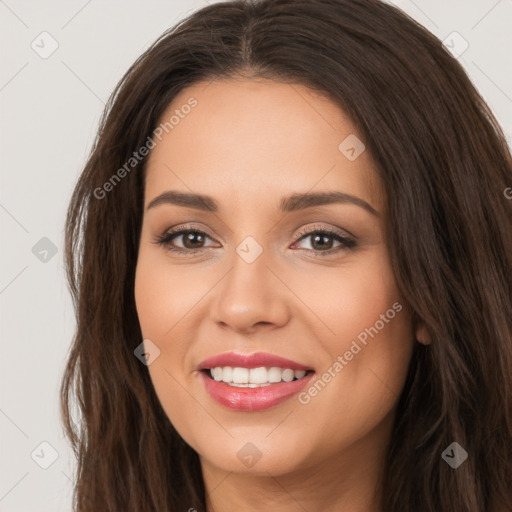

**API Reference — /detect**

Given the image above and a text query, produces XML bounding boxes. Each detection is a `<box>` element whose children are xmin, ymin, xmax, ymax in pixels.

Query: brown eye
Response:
<box><xmin>153</xmin><ymin>228</ymin><xmax>216</xmax><ymax>253</ymax></box>
<box><xmin>293</xmin><ymin>226</ymin><xmax>356</xmax><ymax>256</ymax></box>
<box><xmin>179</xmin><ymin>231</ymin><xmax>207</xmax><ymax>249</ymax></box>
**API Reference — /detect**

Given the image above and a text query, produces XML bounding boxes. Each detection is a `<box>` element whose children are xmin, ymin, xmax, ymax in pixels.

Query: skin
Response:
<box><xmin>134</xmin><ymin>77</ymin><xmax>430</xmax><ymax>512</ymax></box>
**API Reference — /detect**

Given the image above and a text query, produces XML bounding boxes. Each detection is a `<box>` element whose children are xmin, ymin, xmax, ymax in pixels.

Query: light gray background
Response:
<box><xmin>1</xmin><ymin>1</ymin><xmax>511</xmax><ymax>511</ymax></box>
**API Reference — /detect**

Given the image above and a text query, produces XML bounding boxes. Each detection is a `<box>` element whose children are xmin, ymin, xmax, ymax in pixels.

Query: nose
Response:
<box><xmin>209</xmin><ymin>250</ymin><xmax>291</xmax><ymax>334</ymax></box>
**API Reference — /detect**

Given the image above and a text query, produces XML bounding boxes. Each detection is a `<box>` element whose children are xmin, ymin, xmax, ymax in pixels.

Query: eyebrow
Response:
<box><xmin>146</xmin><ymin>190</ymin><xmax>379</xmax><ymax>216</ymax></box>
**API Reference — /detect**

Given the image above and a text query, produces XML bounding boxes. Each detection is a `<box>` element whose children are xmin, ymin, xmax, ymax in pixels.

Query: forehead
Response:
<box><xmin>144</xmin><ymin>78</ymin><xmax>383</xmax><ymax>213</ymax></box>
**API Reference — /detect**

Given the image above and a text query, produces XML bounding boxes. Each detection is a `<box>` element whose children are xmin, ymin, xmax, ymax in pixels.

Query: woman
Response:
<box><xmin>60</xmin><ymin>0</ymin><xmax>512</xmax><ymax>510</ymax></box>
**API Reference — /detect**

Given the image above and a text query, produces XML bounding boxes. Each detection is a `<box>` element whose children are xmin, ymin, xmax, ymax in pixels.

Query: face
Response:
<box><xmin>134</xmin><ymin>77</ymin><xmax>416</xmax><ymax>478</ymax></box>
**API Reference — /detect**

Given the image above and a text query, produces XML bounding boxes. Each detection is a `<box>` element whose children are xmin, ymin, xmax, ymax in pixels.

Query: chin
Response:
<box><xmin>195</xmin><ymin>432</ymin><xmax>312</xmax><ymax>476</ymax></box>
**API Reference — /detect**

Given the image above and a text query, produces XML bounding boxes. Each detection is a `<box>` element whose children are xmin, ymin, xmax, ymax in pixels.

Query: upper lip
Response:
<box><xmin>197</xmin><ymin>352</ymin><xmax>314</xmax><ymax>371</ymax></box>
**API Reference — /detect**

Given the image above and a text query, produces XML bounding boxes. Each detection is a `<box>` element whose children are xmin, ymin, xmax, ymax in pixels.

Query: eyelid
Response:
<box><xmin>294</xmin><ymin>223</ymin><xmax>355</xmax><ymax>242</ymax></box>
<box><xmin>157</xmin><ymin>222</ymin><xmax>218</xmax><ymax>241</ymax></box>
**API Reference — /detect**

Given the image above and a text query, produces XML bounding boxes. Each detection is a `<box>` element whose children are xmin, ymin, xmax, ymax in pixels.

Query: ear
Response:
<box><xmin>415</xmin><ymin>321</ymin><xmax>432</xmax><ymax>345</ymax></box>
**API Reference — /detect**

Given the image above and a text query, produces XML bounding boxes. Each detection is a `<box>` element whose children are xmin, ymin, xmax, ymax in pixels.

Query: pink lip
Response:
<box><xmin>199</xmin><ymin>371</ymin><xmax>315</xmax><ymax>412</ymax></box>
<box><xmin>197</xmin><ymin>351</ymin><xmax>313</xmax><ymax>371</ymax></box>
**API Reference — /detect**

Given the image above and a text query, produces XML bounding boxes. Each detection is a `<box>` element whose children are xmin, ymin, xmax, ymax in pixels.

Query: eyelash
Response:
<box><xmin>152</xmin><ymin>223</ymin><xmax>356</xmax><ymax>257</ymax></box>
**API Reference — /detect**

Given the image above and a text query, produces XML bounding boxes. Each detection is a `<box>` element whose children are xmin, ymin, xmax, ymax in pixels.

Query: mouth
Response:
<box><xmin>201</xmin><ymin>366</ymin><xmax>315</xmax><ymax>387</ymax></box>
<box><xmin>196</xmin><ymin>352</ymin><xmax>316</xmax><ymax>412</ymax></box>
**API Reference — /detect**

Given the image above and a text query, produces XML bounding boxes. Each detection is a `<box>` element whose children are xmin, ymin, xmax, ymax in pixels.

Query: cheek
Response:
<box><xmin>134</xmin><ymin>252</ymin><xmax>192</xmax><ymax>394</ymax></box>
<box><xmin>290</xmin><ymin>248</ymin><xmax>406</xmax><ymax>346</ymax></box>
<box><xmin>293</xmin><ymin>250</ymin><xmax>414</xmax><ymax>431</ymax></box>
<box><xmin>338</xmin><ymin>254</ymin><xmax>413</xmax><ymax>379</ymax></box>
<box><xmin>134</xmin><ymin>247</ymin><xmax>200</xmax><ymax>338</ymax></box>
<box><xmin>134</xmin><ymin>253</ymin><xmax>202</xmax><ymax>442</ymax></box>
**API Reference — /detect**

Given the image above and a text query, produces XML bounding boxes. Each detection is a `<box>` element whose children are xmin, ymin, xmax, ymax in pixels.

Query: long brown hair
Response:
<box><xmin>61</xmin><ymin>0</ymin><xmax>512</xmax><ymax>510</ymax></box>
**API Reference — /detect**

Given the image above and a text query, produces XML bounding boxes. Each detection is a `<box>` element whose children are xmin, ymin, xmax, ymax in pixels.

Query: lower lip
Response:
<box><xmin>199</xmin><ymin>371</ymin><xmax>315</xmax><ymax>412</ymax></box>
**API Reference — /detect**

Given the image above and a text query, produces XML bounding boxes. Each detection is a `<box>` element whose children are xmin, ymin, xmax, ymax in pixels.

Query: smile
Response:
<box><xmin>197</xmin><ymin>352</ymin><xmax>316</xmax><ymax>411</ymax></box>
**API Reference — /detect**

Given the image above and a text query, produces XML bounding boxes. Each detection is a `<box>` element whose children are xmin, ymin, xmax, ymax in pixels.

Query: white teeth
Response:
<box><xmin>249</xmin><ymin>367</ymin><xmax>268</xmax><ymax>384</ymax></box>
<box><xmin>281</xmin><ymin>369</ymin><xmax>294</xmax><ymax>382</ymax></box>
<box><xmin>232</xmin><ymin>367</ymin><xmax>249</xmax><ymax>384</ymax></box>
<box><xmin>212</xmin><ymin>367</ymin><xmax>223</xmax><ymax>381</ymax></box>
<box><xmin>221</xmin><ymin>366</ymin><xmax>233</xmax><ymax>383</ymax></box>
<box><xmin>208</xmin><ymin>366</ymin><xmax>310</xmax><ymax>386</ymax></box>
<box><xmin>268</xmin><ymin>367</ymin><xmax>282</xmax><ymax>383</ymax></box>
